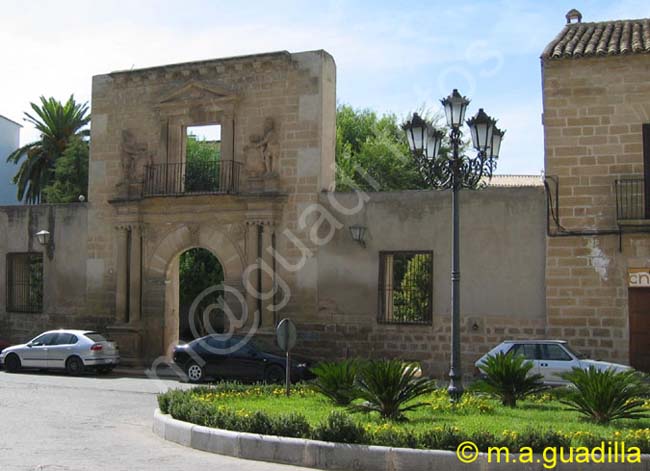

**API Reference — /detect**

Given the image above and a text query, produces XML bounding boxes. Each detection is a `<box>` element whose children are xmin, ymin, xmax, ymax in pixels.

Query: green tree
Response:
<box><xmin>186</xmin><ymin>133</ymin><xmax>220</xmax><ymax>163</ymax></box>
<box><xmin>393</xmin><ymin>254</ymin><xmax>432</xmax><ymax>322</ymax></box>
<box><xmin>41</xmin><ymin>136</ymin><xmax>89</xmax><ymax>203</ymax></box>
<box><xmin>185</xmin><ymin>134</ymin><xmax>220</xmax><ymax>192</ymax></box>
<box><xmin>335</xmin><ymin>104</ymin><xmax>446</xmax><ymax>192</ymax></box>
<box><xmin>179</xmin><ymin>248</ymin><xmax>224</xmax><ymax>340</ymax></box>
<box><xmin>6</xmin><ymin>96</ymin><xmax>90</xmax><ymax>203</ymax></box>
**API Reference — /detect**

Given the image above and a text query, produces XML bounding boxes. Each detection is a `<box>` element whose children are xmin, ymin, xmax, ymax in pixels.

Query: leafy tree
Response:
<box><xmin>41</xmin><ymin>136</ymin><xmax>89</xmax><ymax>203</ymax></box>
<box><xmin>6</xmin><ymin>96</ymin><xmax>90</xmax><ymax>203</ymax></box>
<box><xmin>185</xmin><ymin>134</ymin><xmax>221</xmax><ymax>192</ymax></box>
<box><xmin>178</xmin><ymin>248</ymin><xmax>224</xmax><ymax>340</ymax></box>
<box><xmin>335</xmin><ymin>104</ymin><xmax>447</xmax><ymax>192</ymax></box>
<box><xmin>393</xmin><ymin>254</ymin><xmax>432</xmax><ymax>322</ymax></box>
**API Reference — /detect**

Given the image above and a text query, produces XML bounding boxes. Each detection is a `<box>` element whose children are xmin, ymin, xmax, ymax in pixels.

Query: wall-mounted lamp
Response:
<box><xmin>35</xmin><ymin>230</ymin><xmax>50</xmax><ymax>246</ymax></box>
<box><xmin>35</xmin><ymin>229</ymin><xmax>54</xmax><ymax>260</ymax></box>
<box><xmin>349</xmin><ymin>225</ymin><xmax>367</xmax><ymax>248</ymax></box>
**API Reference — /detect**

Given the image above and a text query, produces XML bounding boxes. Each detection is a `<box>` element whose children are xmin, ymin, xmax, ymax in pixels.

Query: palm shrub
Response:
<box><xmin>352</xmin><ymin>359</ymin><xmax>436</xmax><ymax>420</ymax></box>
<box><xmin>474</xmin><ymin>351</ymin><xmax>546</xmax><ymax>407</ymax></box>
<box><xmin>559</xmin><ymin>367</ymin><xmax>650</xmax><ymax>424</ymax></box>
<box><xmin>310</xmin><ymin>359</ymin><xmax>360</xmax><ymax>406</ymax></box>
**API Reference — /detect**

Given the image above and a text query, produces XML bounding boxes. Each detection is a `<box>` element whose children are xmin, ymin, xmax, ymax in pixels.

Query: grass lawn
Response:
<box><xmin>190</xmin><ymin>384</ymin><xmax>650</xmax><ymax>438</ymax></box>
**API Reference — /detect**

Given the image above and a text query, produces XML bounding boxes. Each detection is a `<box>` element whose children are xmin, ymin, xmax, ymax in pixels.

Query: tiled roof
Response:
<box><xmin>542</xmin><ymin>15</ymin><xmax>650</xmax><ymax>59</ymax></box>
<box><xmin>484</xmin><ymin>175</ymin><xmax>544</xmax><ymax>188</ymax></box>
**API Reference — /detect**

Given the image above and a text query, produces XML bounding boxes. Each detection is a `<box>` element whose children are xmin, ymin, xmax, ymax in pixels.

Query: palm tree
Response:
<box><xmin>6</xmin><ymin>96</ymin><xmax>90</xmax><ymax>203</ymax></box>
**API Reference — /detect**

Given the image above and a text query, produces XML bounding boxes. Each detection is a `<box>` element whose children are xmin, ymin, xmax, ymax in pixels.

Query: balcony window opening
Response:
<box><xmin>185</xmin><ymin>125</ymin><xmax>221</xmax><ymax>193</ymax></box>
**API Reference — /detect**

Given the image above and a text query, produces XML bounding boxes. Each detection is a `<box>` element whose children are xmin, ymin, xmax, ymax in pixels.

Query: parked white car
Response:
<box><xmin>0</xmin><ymin>330</ymin><xmax>119</xmax><ymax>375</ymax></box>
<box><xmin>475</xmin><ymin>340</ymin><xmax>632</xmax><ymax>386</ymax></box>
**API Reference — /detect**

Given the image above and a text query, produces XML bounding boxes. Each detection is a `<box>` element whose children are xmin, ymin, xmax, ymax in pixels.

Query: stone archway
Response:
<box><xmin>146</xmin><ymin>223</ymin><xmax>246</xmax><ymax>357</ymax></box>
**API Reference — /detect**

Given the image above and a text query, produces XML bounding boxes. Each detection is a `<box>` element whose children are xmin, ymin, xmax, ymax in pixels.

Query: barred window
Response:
<box><xmin>6</xmin><ymin>252</ymin><xmax>43</xmax><ymax>313</ymax></box>
<box><xmin>378</xmin><ymin>251</ymin><xmax>433</xmax><ymax>325</ymax></box>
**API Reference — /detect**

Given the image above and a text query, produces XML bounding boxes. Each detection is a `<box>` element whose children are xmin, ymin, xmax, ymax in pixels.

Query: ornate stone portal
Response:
<box><xmin>84</xmin><ymin>50</ymin><xmax>335</xmax><ymax>363</ymax></box>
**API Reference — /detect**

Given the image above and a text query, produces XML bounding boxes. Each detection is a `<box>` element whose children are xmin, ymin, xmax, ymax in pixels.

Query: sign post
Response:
<box><xmin>276</xmin><ymin>318</ymin><xmax>297</xmax><ymax>397</ymax></box>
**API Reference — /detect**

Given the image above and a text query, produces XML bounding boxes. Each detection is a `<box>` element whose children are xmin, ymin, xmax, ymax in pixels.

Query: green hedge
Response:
<box><xmin>157</xmin><ymin>388</ymin><xmax>650</xmax><ymax>452</ymax></box>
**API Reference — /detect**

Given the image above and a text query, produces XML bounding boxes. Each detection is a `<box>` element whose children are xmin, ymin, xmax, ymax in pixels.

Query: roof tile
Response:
<box><xmin>542</xmin><ymin>15</ymin><xmax>650</xmax><ymax>59</ymax></box>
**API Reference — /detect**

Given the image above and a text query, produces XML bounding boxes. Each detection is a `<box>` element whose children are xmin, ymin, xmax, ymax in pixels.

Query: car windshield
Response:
<box><xmin>562</xmin><ymin>343</ymin><xmax>587</xmax><ymax>359</ymax></box>
<box><xmin>85</xmin><ymin>333</ymin><xmax>108</xmax><ymax>343</ymax></box>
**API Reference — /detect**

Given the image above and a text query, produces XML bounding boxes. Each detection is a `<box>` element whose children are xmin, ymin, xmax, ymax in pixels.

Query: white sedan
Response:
<box><xmin>475</xmin><ymin>340</ymin><xmax>631</xmax><ymax>386</ymax></box>
<box><xmin>0</xmin><ymin>329</ymin><xmax>120</xmax><ymax>375</ymax></box>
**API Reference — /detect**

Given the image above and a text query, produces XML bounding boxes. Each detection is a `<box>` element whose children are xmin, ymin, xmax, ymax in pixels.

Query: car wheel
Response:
<box><xmin>264</xmin><ymin>365</ymin><xmax>285</xmax><ymax>384</ymax></box>
<box><xmin>66</xmin><ymin>356</ymin><xmax>85</xmax><ymax>376</ymax></box>
<box><xmin>4</xmin><ymin>354</ymin><xmax>21</xmax><ymax>373</ymax></box>
<box><xmin>186</xmin><ymin>362</ymin><xmax>204</xmax><ymax>383</ymax></box>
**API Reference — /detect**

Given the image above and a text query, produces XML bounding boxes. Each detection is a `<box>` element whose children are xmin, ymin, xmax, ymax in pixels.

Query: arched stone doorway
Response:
<box><xmin>146</xmin><ymin>223</ymin><xmax>247</xmax><ymax>358</ymax></box>
<box><xmin>177</xmin><ymin>247</ymin><xmax>225</xmax><ymax>341</ymax></box>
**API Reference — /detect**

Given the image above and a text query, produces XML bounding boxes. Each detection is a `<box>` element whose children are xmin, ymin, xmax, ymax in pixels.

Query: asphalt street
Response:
<box><xmin>0</xmin><ymin>370</ymin><xmax>313</xmax><ymax>471</ymax></box>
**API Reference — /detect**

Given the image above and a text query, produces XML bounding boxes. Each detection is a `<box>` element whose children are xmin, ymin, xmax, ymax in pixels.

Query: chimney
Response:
<box><xmin>565</xmin><ymin>9</ymin><xmax>583</xmax><ymax>24</ymax></box>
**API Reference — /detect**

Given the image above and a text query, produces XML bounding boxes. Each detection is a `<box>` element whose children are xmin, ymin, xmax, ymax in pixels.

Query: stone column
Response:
<box><xmin>245</xmin><ymin>222</ymin><xmax>260</xmax><ymax>328</ymax></box>
<box><xmin>221</xmin><ymin>113</ymin><xmax>235</xmax><ymax>191</ymax></box>
<box><xmin>115</xmin><ymin>226</ymin><xmax>129</xmax><ymax>324</ymax></box>
<box><xmin>129</xmin><ymin>225</ymin><xmax>142</xmax><ymax>323</ymax></box>
<box><xmin>261</xmin><ymin>223</ymin><xmax>275</xmax><ymax>328</ymax></box>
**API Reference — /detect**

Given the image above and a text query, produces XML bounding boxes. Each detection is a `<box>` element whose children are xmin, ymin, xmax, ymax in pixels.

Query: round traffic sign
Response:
<box><xmin>276</xmin><ymin>318</ymin><xmax>297</xmax><ymax>352</ymax></box>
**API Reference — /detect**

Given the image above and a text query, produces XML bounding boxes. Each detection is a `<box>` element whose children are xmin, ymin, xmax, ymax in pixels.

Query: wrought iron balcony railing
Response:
<box><xmin>615</xmin><ymin>177</ymin><xmax>648</xmax><ymax>220</ymax></box>
<box><xmin>143</xmin><ymin>160</ymin><xmax>241</xmax><ymax>197</ymax></box>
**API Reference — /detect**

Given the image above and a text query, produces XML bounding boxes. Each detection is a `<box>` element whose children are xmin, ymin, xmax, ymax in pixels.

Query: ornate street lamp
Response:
<box><xmin>403</xmin><ymin>89</ymin><xmax>504</xmax><ymax>401</ymax></box>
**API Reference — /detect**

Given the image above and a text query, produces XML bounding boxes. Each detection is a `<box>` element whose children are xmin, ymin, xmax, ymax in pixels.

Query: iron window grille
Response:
<box><xmin>378</xmin><ymin>251</ymin><xmax>433</xmax><ymax>325</ymax></box>
<box><xmin>6</xmin><ymin>252</ymin><xmax>44</xmax><ymax>313</ymax></box>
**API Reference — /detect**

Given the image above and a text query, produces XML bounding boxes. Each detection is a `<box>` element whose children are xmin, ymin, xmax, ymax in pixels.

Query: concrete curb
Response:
<box><xmin>153</xmin><ymin>410</ymin><xmax>650</xmax><ymax>470</ymax></box>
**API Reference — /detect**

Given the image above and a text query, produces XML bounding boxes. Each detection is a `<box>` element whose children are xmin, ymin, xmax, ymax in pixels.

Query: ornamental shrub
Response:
<box><xmin>272</xmin><ymin>413</ymin><xmax>311</xmax><ymax>439</ymax></box>
<box><xmin>312</xmin><ymin>411</ymin><xmax>366</xmax><ymax>444</ymax></box>
<box><xmin>560</xmin><ymin>367</ymin><xmax>650</xmax><ymax>424</ymax></box>
<box><xmin>474</xmin><ymin>351</ymin><xmax>546</xmax><ymax>407</ymax></box>
<box><xmin>310</xmin><ymin>359</ymin><xmax>361</xmax><ymax>406</ymax></box>
<box><xmin>353</xmin><ymin>359</ymin><xmax>437</xmax><ymax>420</ymax></box>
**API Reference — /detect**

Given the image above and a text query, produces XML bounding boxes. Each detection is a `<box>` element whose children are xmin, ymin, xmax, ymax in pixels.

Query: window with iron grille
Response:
<box><xmin>378</xmin><ymin>251</ymin><xmax>433</xmax><ymax>325</ymax></box>
<box><xmin>6</xmin><ymin>252</ymin><xmax>43</xmax><ymax>313</ymax></box>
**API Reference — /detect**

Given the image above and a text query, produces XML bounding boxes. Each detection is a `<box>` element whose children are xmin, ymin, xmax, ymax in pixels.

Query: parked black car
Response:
<box><xmin>172</xmin><ymin>334</ymin><xmax>313</xmax><ymax>383</ymax></box>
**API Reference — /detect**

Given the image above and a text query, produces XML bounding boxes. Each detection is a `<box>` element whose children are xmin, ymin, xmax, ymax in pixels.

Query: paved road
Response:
<box><xmin>0</xmin><ymin>371</ymin><xmax>313</xmax><ymax>471</ymax></box>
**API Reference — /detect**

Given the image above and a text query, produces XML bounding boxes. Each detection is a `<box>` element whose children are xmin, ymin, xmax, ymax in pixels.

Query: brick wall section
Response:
<box><xmin>543</xmin><ymin>54</ymin><xmax>650</xmax><ymax>363</ymax></box>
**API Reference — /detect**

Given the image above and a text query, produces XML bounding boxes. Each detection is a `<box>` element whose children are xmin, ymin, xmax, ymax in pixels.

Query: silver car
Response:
<box><xmin>0</xmin><ymin>330</ymin><xmax>120</xmax><ymax>375</ymax></box>
<box><xmin>475</xmin><ymin>340</ymin><xmax>631</xmax><ymax>386</ymax></box>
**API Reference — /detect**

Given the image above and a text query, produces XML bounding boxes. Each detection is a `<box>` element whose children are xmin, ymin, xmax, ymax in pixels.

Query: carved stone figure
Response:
<box><xmin>120</xmin><ymin>130</ymin><xmax>148</xmax><ymax>184</ymax></box>
<box><xmin>245</xmin><ymin>118</ymin><xmax>278</xmax><ymax>176</ymax></box>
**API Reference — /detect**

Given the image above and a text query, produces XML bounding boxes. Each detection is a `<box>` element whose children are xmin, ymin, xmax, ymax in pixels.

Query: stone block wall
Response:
<box><xmin>0</xmin><ymin>204</ymin><xmax>112</xmax><ymax>343</ymax></box>
<box><xmin>543</xmin><ymin>54</ymin><xmax>650</xmax><ymax>363</ymax></box>
<box><xmin>310</xmin><ymin>187</ymin><xmax>547</xmax><ymax>377</ymax></box>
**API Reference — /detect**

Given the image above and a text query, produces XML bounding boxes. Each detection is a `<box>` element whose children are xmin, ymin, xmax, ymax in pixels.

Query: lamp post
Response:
<box><xmin>403</xmin><ymin>89</ymin><xmax>504</xmax><ymax>401</ymax></box>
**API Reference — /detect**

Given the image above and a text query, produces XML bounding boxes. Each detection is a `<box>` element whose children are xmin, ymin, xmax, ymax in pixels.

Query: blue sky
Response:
<box><xmin>1</xmin><ymin>0</ymin><xmax>649</xmax><ymax>174</ymax></box>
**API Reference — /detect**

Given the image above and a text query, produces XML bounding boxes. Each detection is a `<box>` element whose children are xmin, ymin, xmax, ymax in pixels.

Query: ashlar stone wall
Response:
<box><xmin>543</xmin><ymin>54</ymin><xmax>650</xmax><ymax>363</ymax></box>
